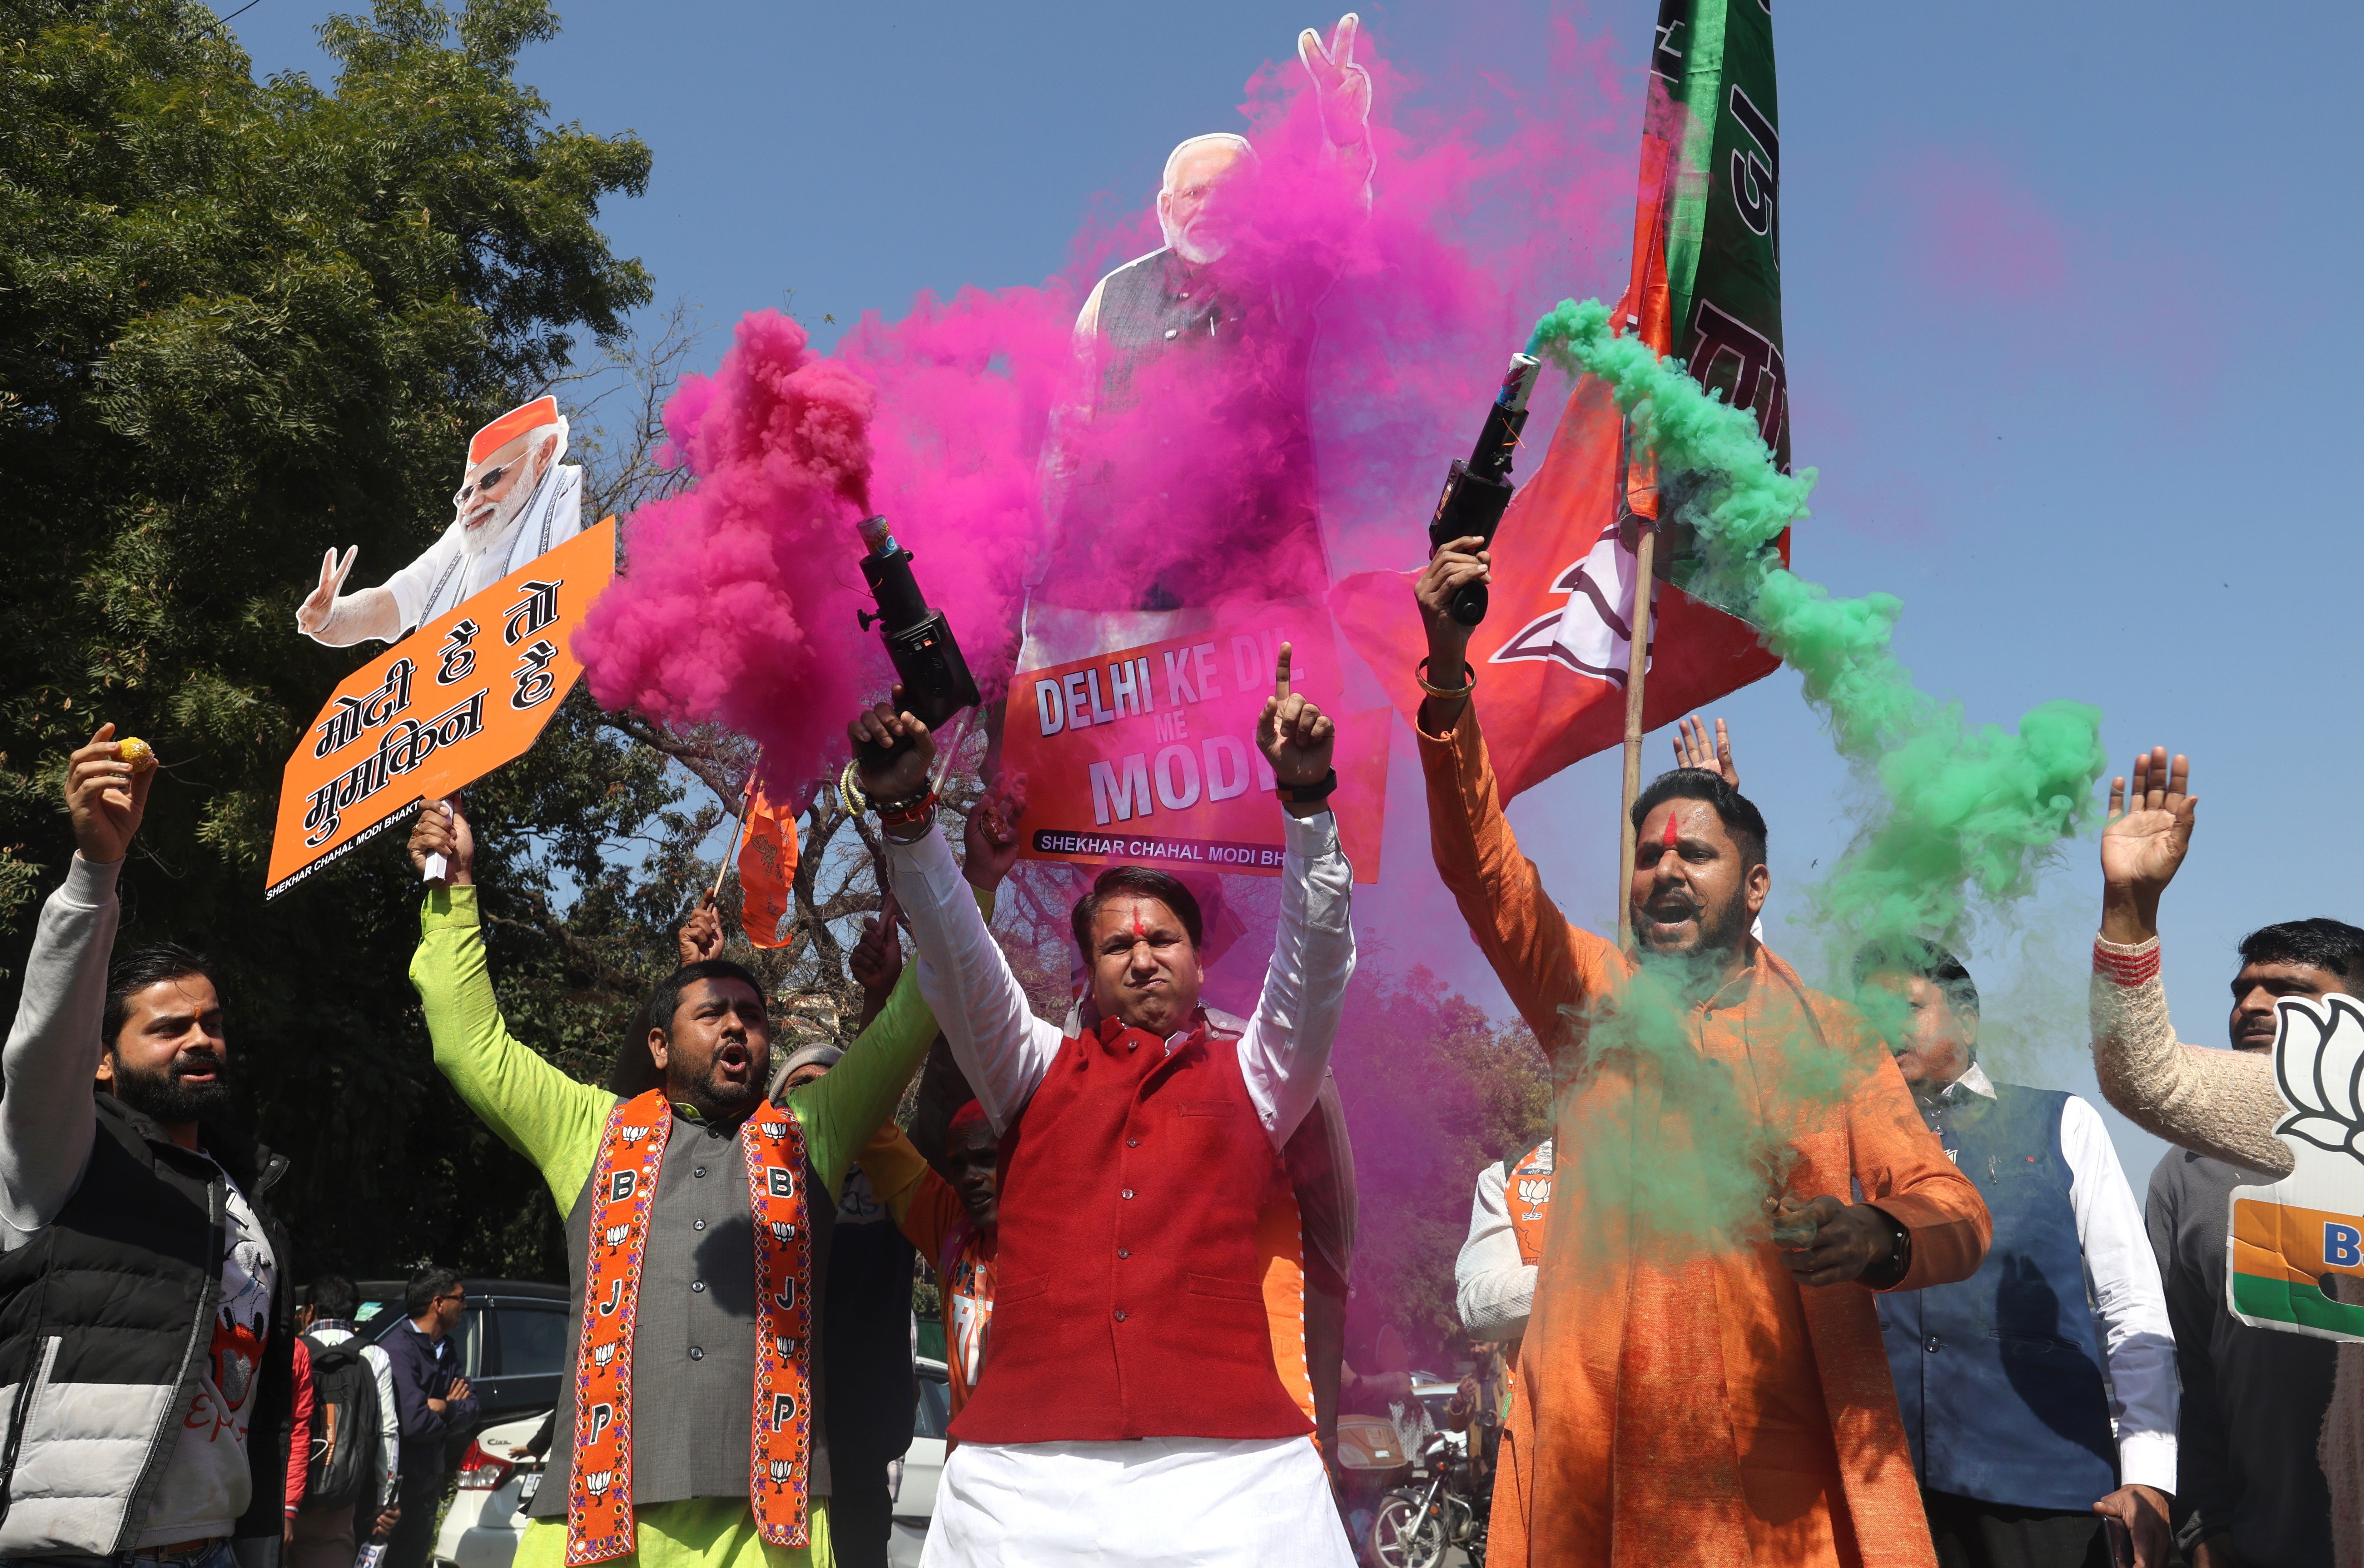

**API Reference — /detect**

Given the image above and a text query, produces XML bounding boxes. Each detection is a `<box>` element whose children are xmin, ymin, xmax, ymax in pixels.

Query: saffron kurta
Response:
<box><xmin>1420</xmin><ymin>707</ymin><xmax>1990</xmax><ymax>1568</ymax></box>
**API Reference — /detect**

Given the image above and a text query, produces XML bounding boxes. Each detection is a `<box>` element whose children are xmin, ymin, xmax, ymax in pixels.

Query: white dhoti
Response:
<box><xmin>919</xmin><ymin>1434</ymin><xmax>1354</xmax><ymax>1567</ymax></box>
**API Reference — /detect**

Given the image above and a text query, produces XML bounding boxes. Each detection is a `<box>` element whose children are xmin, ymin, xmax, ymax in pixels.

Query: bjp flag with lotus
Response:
<box><xmin>1331</xmin><ymin>4</ymin><xmax>1791</xmax><ymax>800</ymax></box>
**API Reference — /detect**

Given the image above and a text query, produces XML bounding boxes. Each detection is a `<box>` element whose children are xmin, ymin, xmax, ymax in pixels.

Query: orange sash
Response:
<box><xmin>566</xmin><ymin>1089</ymin><xmax>815</xmax><ymax>1563</ymax></box>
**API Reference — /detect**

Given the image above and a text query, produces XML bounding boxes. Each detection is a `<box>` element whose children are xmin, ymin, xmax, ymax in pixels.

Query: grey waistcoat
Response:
<box><xmin>530</xmin><ymin>1109</ymin><xmax>834</xmax><ymax>1517</ymax></box>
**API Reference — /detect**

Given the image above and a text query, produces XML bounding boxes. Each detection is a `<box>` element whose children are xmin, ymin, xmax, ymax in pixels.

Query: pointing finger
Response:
<box><xmin>1275</xmin><ymin>641</ymin><xmax>1294</xmax><ymax>702</ymax></box>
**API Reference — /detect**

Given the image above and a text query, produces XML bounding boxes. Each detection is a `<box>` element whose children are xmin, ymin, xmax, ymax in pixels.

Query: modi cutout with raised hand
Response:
<box><xmin>859</xmin><ymin>643</ymin><xmax>1359</xmax><ymax>1566</ymax></box>
<box><xmin>296</xmin><ymin>396</ymin><xmax>584</xmax><ymax>646</ymax></box>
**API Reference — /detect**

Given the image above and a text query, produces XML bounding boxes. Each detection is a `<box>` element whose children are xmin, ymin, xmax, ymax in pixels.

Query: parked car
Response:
<box><xmin>432</xmin><ymin>1409</ymin><xmax>550</xmax><ymax>1568</ymax></box>
<box><xmin>406</xmin><ymin>1351</ymin><xmax>957</xmax><ymax>1568</ymax></box>
<box><xmin>351</xmin><ymin>1278</ymin><xmax>571</xmax><ymax>1446</ymax></box>
<box><xmin>888</xmin><ymin>1357</ymin><xmax>953</xmax><ymax>1568</ymax></box>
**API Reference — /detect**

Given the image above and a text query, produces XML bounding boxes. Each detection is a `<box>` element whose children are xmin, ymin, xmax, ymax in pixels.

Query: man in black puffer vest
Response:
<box><xmin>0</xmin><ymin>725</ymin><xmax>294</xmax><ymax>1568</ymax></box>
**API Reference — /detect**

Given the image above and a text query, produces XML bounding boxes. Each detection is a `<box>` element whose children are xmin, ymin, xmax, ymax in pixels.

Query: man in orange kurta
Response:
<box><xmin>1411</xmin><ymin>543</ymin><xmax>1992</xmax><ymax>1567</ymax></box>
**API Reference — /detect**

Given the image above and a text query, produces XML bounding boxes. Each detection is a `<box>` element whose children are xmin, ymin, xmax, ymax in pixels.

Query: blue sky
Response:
<box><xmin>233</xmin><ymin>0</ymin><xmax>2362</xmax><ymax>1182</ymax></box>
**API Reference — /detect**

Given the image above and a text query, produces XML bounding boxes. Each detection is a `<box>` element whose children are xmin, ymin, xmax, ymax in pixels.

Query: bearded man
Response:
<box><xmin>297</xmin><ymin>395</ymin><xmax>583</xmax><ymax>645</ymax></box>
<box><xmin>1412</xmin><ymin>541</ymin><xmax>1992</xmax><ymax>1568</ymax></box>
<box><xmin>857</xmin><ymin>645</ymin><xmax>1358</xmax><ymax>1566</ymax></box>
<box><xmin>0</xmin><ymin>726</ymin><xmax>296</xmax><ymax>1568</ymax></box>
<box><xmin>404</xmin><ymin>794</ymin><xmax>944</xmax><ymax>1568</ymax></box>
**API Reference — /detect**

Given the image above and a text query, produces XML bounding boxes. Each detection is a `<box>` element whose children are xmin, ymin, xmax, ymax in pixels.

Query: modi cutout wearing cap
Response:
<box><xmin>296</xmin><ymin>396</ymin><xmax>584</xmax><ymax>646</ymax></box>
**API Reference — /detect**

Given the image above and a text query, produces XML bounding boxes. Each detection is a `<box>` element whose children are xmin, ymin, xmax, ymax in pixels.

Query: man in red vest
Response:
<box><xmin>851</xmin><ymin>643</ymin><xmax>1356</xmax><ymax>1566</ymax></box>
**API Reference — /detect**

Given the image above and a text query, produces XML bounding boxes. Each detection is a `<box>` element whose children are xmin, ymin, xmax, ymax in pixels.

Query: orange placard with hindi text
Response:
<box><xmin>998</xmin><ymin>608</ymin><xmax>1387</xmax><ymax>883</ymax></box>
<box><xmin>264</xmin><ymin>519</ymin><xmax>615</xmax><ymax>898</ymax></box>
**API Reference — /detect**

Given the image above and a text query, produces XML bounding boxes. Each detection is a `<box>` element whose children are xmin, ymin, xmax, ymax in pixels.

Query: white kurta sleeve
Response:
<box><xmin>1237</xmin><ymin>810</ymin><xmax>1356</xmax><ymax>1151</ymax></box>
<box><xmin>885</xmin><ymin>825</ymin><xmax>1060</xmax><ymax>1134</ymax></box>
<box><xmin>1455</xmin><ymin>1160</ymin><xmax>1536</xmax><ymax>1341</ymax></box>
<box><xmin>378</xmin><ymin>523</ymin><xmax>465</xmax><ymax>637</ymax></box>
<box><xmin>2061</xmin><ymin>1093</ymin><xmax>2179</xmax><ymax>1494</ymax></box>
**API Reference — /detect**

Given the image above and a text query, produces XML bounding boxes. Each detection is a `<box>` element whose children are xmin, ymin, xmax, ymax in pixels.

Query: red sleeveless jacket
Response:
<box><xmin>948</xmin><ymin>1015</ymin><xmax>1313</xmax><ymax>1445</ymax></box>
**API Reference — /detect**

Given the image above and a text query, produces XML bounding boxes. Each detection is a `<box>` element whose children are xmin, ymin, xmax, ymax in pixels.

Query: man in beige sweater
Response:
<box><xmin>2091</xmin><ymin>745</ymin><xmax>2362</xmax><ymax>1566</ymax></box>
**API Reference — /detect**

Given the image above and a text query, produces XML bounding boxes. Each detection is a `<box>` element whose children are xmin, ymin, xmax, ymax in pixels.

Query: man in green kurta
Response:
<box><xmin>405</xmin><ymin>798</ymin><xmax>941</xmax><ymax>1568</ymax></box>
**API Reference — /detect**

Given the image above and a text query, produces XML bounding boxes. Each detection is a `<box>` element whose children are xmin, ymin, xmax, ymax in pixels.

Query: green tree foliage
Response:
<box><xmin>0</xmin><ymin>0</ymin><xmax>678</xmax><ymax>1278</ymax></box>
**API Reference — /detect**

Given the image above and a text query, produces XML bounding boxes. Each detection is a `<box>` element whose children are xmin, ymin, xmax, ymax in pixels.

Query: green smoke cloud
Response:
<box><xmin>1519</xmin><ymin>299</ymin><xmax>2107</xmax><ymax>1257</ymax></box>
<box><xmin>1526</xmin><ymin>297</ymin><xmax>2106</xmax><ymax>959</ymax></box>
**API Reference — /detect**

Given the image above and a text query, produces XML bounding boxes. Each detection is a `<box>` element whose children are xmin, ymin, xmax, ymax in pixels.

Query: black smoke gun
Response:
<box><xmin>855</xmin><ymin>515</ymin><xmax>980</xmax><ymax>763</ymax></box>
<box><xmin>1427</xmin><ymin>351</ymin><xmax>1543</xmax><ymax>626</ymax></box>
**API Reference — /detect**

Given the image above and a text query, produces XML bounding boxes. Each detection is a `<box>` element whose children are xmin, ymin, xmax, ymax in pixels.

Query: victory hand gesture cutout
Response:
<box><xmin>296</xmin><ymin>546</ymin><xmax>357</xmax><ymax>637</ymax></box>
<box><xmin>1298</xmin><ymin>13</ymin><xmax>1371</xmax><ymax>148</ymax></box>
<box><xmin>1257</xmin><ymin>643</ymin><xmax>1337</xmax><ymax>814</ymax></box>
<box><xmin>66</xmin><ymin>724</ymin><xmax>152</xmax><ymax>865</ymax></box>
<box><xmin>2100</xmin><ymin>747</ymin><xmax>2195</xmax><ymax>945</ymax></box>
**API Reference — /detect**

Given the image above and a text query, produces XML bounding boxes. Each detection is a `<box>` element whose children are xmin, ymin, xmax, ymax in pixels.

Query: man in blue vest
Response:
<box><xmin>1862</xmin><ymin>941</ymin><xmax>2178</xmax><ymax>1567</ymax></box>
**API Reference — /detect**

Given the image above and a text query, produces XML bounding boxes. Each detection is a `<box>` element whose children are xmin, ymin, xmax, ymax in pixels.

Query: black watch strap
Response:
<box><xmin>1275</xmin><ymin>768</ymin><xmax>1339</xmax><ymax>805</ymax></box>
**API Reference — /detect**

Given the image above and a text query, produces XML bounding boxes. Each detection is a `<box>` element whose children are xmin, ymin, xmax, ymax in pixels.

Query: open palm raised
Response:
<box><xmin>2101</xmin><ymin>746</ymin><xmax>2198</xmax><ymax>900</ymax></box>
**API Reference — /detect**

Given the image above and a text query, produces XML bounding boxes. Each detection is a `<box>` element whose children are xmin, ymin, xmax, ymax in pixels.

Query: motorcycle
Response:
<box><xmin>1368</xmin><ymin>1432</ymin><xmax>1486</xmax><ymax>1568</ymax></box>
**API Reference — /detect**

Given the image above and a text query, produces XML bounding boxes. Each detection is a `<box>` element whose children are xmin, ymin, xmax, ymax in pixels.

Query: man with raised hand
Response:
<box><xmin>0</xmin><ymin>726</ymin><xmax>297</xmax><ymax>1568</ymax></box>
<box><xmin>859</xmin><ymin>645</ymin><xmax>1357</xmax><ymax>1566</ymax></box>
<box><xmin>403</xmin><ymin>796</ymin><xmax>943</xmax><ymax>1568</ymax></box>
<box><xmin>1412</xmin><ymin>541</ymin><xmax>1992</xmax><ymax>1568</ymax></box>
<box><xmin>2088</xmin><ymin>747</ymin><xmax>2353</xmax><ymax>1568</ymax></box>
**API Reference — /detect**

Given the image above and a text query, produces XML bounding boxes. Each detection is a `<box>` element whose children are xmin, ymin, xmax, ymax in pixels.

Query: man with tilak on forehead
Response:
<box><xmin>1413</xmin><ymin>539</ymin><xmax>1993</xmax><ymax>1568</ymax></box>
<box><xmin>859</xmin><ymin>643</ymin><xmax>1357</xmax><ymax>1566</ymax></box>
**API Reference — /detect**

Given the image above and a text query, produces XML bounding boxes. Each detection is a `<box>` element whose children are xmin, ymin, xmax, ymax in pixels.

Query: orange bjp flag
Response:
<box><xmin>737</xmin><ymin>780</ymin><xmax>800</xmax><ymax>950</ymax></box>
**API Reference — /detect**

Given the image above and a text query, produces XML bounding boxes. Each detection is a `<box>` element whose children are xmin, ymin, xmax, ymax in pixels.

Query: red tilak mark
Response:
<box><xmin>1661</xmin><ymin>811</ymin><xmax>1681</xmax><ymax>849</ymax></box>
<box><xmin>1131</xmin><ymin>906</ymin><xmax>1146</xmax><ymax>940</ymax></box>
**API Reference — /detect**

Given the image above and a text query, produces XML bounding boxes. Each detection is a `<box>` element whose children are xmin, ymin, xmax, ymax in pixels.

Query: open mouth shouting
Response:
<box><xmin>1638</xmin><ymin>893</ymin><xmax>1703</xmax><ymax>948</ymax></box>
<box><xmin>710</xmin><ymin>1038</ymin><xmax>754</xmax><ymax>1087</ymax></box>
<box><xmin>172</xmin><ymin>1051</ymin><xmax>224</xmax><ymax>1086</ymax></box>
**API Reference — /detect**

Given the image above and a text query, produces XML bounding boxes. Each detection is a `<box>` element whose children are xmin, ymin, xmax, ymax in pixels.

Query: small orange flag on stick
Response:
<box><xmin>737</xmin><ymin>777</ymin><xmax>800</xmax><ymax>950</ymax></box>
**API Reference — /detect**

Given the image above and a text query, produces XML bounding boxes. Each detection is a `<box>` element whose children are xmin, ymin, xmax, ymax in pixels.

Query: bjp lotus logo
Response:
<box><xmin>1517</xmin><ymin>1177</ymin><xmax>1553</xmax><ymax>1206</ymax></box>
<box><xmin>769</xmin><ymin>1220</ymin><xmax>797</xmax><ymax>1242</ymax></box>
<box><xmin>768</xmin><ymin>1459</ymin><xmax>795</xmax><ymax>1486</ymax></box>
<box><xmin>582</xmin><ymin>1470</ymin><xmax>616</xmax><ymax>1499</ymax></box>
<box><xmin>591</xmin><ymin>1340</ymin><xmax>617</xmax><ymax>1368</ymax></box>
<box><xmin>2230</xmin><ymin>995</ymin><xmax>2364</xmax><ymax>1345</ymax></box>
<box><xmin>2273</xmin><ymin>996</ymin><xmax>2364</xmax><ymax>1159</ymax></box>
<box><xmin>602</xmin><ymin>1224</ymin><xmax>630</xmax><ymax>1247</ymax></box>
<box><xmin>619</xmin><ymin>1125</ymin><xmax>652</xmax><ymax>1144</ymax></box>
<box><xmin>762</xmin><ymin>1121</ymin><xmax>789</xmax><ymax>1139</ymax></box>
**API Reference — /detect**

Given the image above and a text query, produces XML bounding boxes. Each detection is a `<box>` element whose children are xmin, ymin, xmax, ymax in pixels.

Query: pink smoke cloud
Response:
<box><xmin>584</xmin><ymin>12</ymin><xmax>1641</xmax><ymax>794</ymax></box>
<box><xmin>574</xmin><ymin>310</ymin><xmax>881</xmax><ymax>782</ymax></box>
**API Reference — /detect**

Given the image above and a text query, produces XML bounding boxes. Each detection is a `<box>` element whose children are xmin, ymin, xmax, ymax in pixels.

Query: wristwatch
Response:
<box><xmin>1862</xmin><ymin>1208</ymin><xmax>1913</xmax><ymax>1289</ymax></box>
<box><xmin>1275</xmin><ymin>768</ymin><xmax>1339</xmax><ymax>806</ymax></box>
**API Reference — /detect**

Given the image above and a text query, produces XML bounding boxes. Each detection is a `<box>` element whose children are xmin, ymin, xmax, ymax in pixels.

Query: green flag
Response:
<box><xmin>1646</xmin><ymin>0</ymin><xmax>1789</xmax><ymax>470</ymax></box>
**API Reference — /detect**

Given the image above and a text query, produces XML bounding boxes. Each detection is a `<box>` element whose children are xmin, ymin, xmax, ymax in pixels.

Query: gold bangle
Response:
<box><xmin>1417</xmin><ymin>657</ymin><xmax>1475</xmax><ymax>700</ymax></box>
<box><xmin>839</xmin><ymin>758</ymin><xmax>869</xmax><ymax>815</ymax></box>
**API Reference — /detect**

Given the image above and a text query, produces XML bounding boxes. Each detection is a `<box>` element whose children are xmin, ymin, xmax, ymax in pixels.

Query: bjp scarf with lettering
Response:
<box><xmin>565</xmin><ymin>1089</ymin><xmax>814</xmax><ymax>1564</ymax></box>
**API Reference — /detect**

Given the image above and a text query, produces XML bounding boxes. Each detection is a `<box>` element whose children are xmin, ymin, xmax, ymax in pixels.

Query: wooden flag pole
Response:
<box><xmin>1615</xmin><ymin>529</ymin><xmax>1659</xmax><ymax>950</ymax></box>
<box><xmin>712</xmin><ymin>760</ymin><xmax>760</xmax><ymax>902</ymax></box>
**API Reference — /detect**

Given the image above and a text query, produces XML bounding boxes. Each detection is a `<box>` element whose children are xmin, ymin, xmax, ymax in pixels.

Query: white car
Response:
<box><xmin>434</xmin><ymin>1410</ymin><xmax>549</xmax><ymax>1568</ymax></box>
<box><xmin>427</xmin><ymin>1359</ymin><xmax>957</xmax><ymax>1568</ymax></box>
